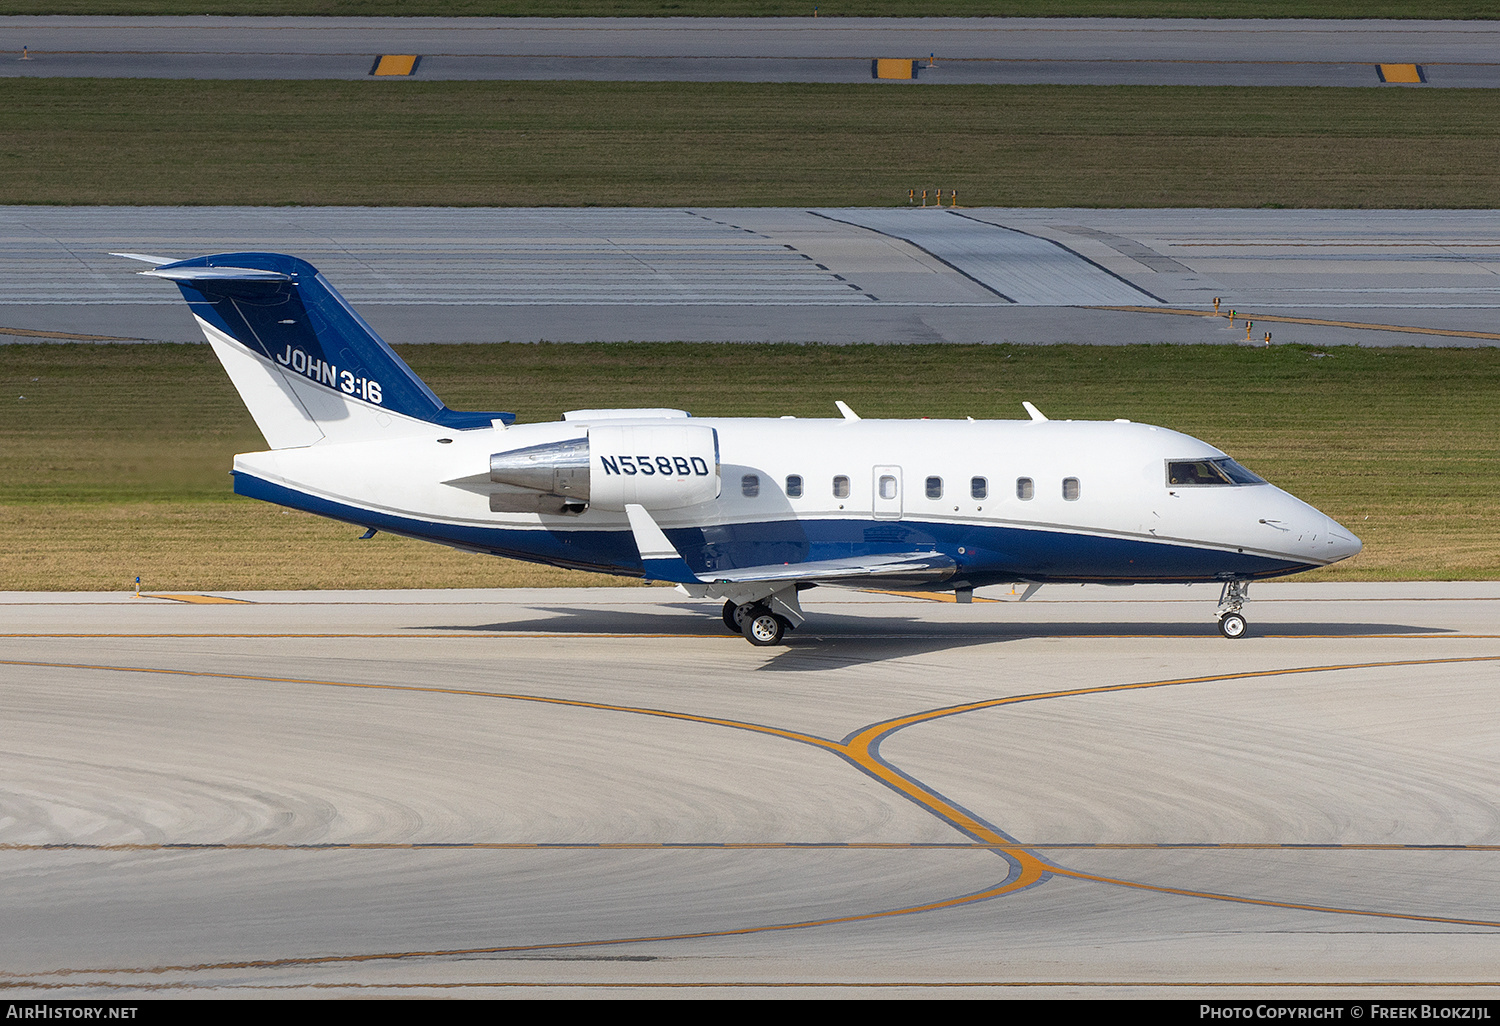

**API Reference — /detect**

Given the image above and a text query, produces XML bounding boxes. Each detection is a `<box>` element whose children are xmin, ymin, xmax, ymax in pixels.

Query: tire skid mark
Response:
<box><xmin>2</xmin><ymin>653</ymin><xmax>1498</xmax><ymax>980</ymax></box>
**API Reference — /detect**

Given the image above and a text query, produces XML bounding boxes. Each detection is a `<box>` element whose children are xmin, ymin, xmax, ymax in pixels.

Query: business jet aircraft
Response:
<box><xmin>124</xmin><ymin>251</ymin><xmax>1362</xmax><ymax>645</ymax></box>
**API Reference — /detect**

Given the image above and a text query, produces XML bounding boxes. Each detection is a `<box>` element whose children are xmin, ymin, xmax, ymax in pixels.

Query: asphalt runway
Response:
<box><xmin>2</xmin><ymin>582</ymin><xmax>1498</xmax><ymax>997</ymax></box>
<box><xmin>3</xmin><ymin>16</ymin><xmax>1499</xmax><ymax>86</ymax></box>
<box><xmin>4</xmin><ymin>206</ymin><xmax>1499</xmax><ymax>348</ymax></box>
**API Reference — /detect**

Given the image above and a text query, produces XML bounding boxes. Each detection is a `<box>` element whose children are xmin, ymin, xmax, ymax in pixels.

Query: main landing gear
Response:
<box><xmin>1216</xmin><ymin>580</ymin><xmax>1249</xmax><ymax>639</ymax></box>
<box><xmin>722</xmin><ymin>600</ymin><xmax>792</xmax><ymax>647</ymax></box>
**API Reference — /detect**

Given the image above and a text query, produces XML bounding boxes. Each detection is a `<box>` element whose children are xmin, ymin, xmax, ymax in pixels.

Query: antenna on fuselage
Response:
<box><xmin>835</xmin><ymin>400</ymin><xmax>861</xmax><ymax>421</ymax></box>
<box><xmin>1022</xmin><ymin>401</ymin><xmax>1048</xmax><ymax>422</ymax></box>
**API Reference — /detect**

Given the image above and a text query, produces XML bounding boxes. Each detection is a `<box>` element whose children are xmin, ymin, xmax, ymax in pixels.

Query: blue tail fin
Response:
<box><xmin>144</xmin><ymin>252</ymin><xmax>512</xmax><ymax>448</ymax></box>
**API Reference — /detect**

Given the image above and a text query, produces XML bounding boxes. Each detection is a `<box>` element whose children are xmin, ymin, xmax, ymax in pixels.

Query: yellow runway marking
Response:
<box><xmin>1094</xmin><ymin>305</ymin><xmax>1500</xmax><ymax>342</ymax></box>
<box><xmin>142</xmin><ymin>594</ymin><xmax>254</xmax><ymax>605</ymax></box>
<box><xmin>1379</xmin><ymin>63</ymin><xmax>1425</xmax><ymax>84</ymax></box>
<box><xmin>873</xmin><ymin>58</ymin><xmax>915</xmax><ymax>79</ymax></box>
<box><xmin>843</xmin><ymin>658</ymin><xmax>1500</xmax><ymax>932</ymax></box>
<box><xmin>5</xmin><ymin>652</ymin><xmax>1500</xmax><ymax>978</ymax></box>
<box><xmin>370</xmin><ymin>54</ymin><xmax>419</xmax><ymax>76</ymax></box>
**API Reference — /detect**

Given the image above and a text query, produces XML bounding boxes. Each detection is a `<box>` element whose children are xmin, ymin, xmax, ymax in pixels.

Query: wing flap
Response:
<box><xmin>703</xmin><ymin>551</ymin><xmax>956</xmax><ymax>585</ymax></box>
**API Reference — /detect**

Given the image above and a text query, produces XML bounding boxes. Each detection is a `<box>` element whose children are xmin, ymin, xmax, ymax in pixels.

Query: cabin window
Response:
<box><xmin>785</xmin><ymin>475</ymin><xmax>803</xmax><ymax>498</ymax></box>
<box><xmin>971</xmin><ymin>477</ymin><xmax>988</xmax><ymax>500</ymax></box>
<box><xmin>925</xmin><ymin>476</ymin><xmax>942</xmax><ymax>499</ymax></box>
<box><xmin>741</xmin><ymin>474</ymin><xmax>760</xmax><ymax>498</ymax></box>
<box><xmin>879</xmin><ymin>475</ymin><xmax>898</xmax><ymax>500</ymax></box>
<box><xmin>833</xmin><ymin>475</ymin><xmax>850</xmax><ymax>498</ymax></box>
<box><xmin>1016</xmin><ymin>477</ymin><xmax>1034</xmax><ymax>500</ymax></box>
<box><xmin>1063</xmin><ymin>477</ymin><xmax>1080</xmax><ymax>501</ymax></box>
<box><xmin>1166</xmin><ymin>458</ymin><xmax>1267</xmax><ymax>487</ymax></box>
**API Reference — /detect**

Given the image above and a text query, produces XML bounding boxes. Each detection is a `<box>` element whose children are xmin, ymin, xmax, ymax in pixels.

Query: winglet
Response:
<box><xmin>835</xmin><ymin>400</ymin><xmax>861</xmax><ymax>421</ymax></box>
<box><xmin>624</xmin><ymin>504</ymin><xmax>701</xmax><ymax>584</ymax></box>
<box><xmin>1022</xmin><ymin>401</ymin><xmax>1048</xmax><ymax>422</ymax></box>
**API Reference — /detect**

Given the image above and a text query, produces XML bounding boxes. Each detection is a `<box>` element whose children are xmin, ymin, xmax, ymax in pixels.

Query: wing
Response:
<box><xmin>624</xmin><ymin>505</ymin><xmax>956</xmax><ymax>587</ymax></box>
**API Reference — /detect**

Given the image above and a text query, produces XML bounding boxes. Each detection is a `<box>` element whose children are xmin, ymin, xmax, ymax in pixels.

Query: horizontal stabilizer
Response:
<box><xmin>110</xmin><ymin>252</ymin><xmax>177</xmax><ymax>266</ymax></box>
<box><xmin>144</xmin><ymin>265</ymin><xmax>292</xmax><ymax>282</ymax></box>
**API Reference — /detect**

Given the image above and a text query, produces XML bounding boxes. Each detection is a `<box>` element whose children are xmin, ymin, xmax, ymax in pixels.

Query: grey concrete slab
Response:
<box><xmin>816</xmin><ymin>208</ymin><xmax>1164</xmax><ymax>305</ymax></box>
<box><xmin>3</xmin><ymin>206</ymin><xmax>1500</xmax><ymax>348</ymax></box>
<box><xmin>2</xmin><ymin>17</ymin><xmax>1500</xmax><ymax>86</ymax></box>
<box><xmin>1</xmin><ymin>583</ymin><xmax>1498</xmax><ymax>996</ymax></box>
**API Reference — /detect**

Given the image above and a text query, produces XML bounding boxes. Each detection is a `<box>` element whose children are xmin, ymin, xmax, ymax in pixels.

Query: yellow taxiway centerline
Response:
<box><xmin>5</xmin><ymin>652</ymin><xmax>1499</xmax><ymax>978</ymax></box>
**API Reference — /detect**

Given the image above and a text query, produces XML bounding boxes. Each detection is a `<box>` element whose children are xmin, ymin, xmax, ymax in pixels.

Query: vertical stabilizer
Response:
<box><xmin>140</xmin><ymin>253</ymin><xmax>512</xmax><ymax>449</ymax></box>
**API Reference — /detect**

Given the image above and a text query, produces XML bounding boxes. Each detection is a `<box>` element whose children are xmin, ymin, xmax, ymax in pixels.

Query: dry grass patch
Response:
<box><xmin>0</xmin><ymin>503</ymin><xmax>636</xmax><ymax>592</ymax></box>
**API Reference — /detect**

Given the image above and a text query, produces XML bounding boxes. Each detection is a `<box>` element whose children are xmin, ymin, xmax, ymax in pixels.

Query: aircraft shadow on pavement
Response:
<box><xmin>420</xmin><ymin>605</ymin><xmax>744</xmax><ymax>638</ymax></box>
<box><xmin>416</xmin><ymin>606</ymin><xmax>1447</xmax><ymax>671</ymax></box>
<box><xmin>760</xmin><ymin>621</ymin><xmax>1448</xmax><ymax>671</ymax></box>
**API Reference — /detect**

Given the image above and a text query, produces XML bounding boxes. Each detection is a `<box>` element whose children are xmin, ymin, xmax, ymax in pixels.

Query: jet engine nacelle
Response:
<box><xmin>490</xmin><ymin>423</ymin><xmax>720</xmax><ymax>512</ymax></box>
<box><xmin>588</xmin><ymin>423</ymin><xmax>720</xmax><ymax>510</ymax></box>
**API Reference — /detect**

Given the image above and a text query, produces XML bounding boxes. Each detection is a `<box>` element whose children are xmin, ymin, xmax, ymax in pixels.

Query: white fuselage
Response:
<box><xmin>231</xmin><ymin>415</ymin><xmax>1360</xmax><ymax>585</ymax></box>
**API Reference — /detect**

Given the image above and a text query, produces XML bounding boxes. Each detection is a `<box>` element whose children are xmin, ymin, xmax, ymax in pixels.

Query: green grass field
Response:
<box><xmin>5</xmin><ymin>81</ymin><xmax>1500</xmax><ymax>208</ymax></box>
<box><xmin>5</xmin><ymin>2</ymin><xmax>1493</xmax><ymax>18</ymax></box>
<box><xmin>1</xmin><ymin>341</ymin><xmax>1494</xmax><ymax>591</ymax></box>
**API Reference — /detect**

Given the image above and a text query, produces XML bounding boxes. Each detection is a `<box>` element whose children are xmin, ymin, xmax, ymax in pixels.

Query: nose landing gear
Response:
<box><xmin>1218</xmin><ymin>611</ymin><xmax>1247</xmax><ymax>638</ymax></box>
<box><xmin>1216</xmin><ymin>580</ymin><xmax>1249</xmax><ymax>639</ymax></box>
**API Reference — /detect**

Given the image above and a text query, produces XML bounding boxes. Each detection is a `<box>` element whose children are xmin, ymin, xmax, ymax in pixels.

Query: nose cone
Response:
<box><xmin>1255</xmin><ymin>488</ymin><xmax>1362</xmax><ymax>566</ymax></box>
<box><xmin>1323</xmin><ymin>515</ymin><xmax>1363</xmax><ymax>564</ymax></box>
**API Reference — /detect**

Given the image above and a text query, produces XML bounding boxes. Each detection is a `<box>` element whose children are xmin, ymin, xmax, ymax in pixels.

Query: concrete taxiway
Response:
<box><xmin>4</xmin><ymin>206</ymin><xmax>1500</xmax><ymax>348</ymax></box>
<box><xmin>3</xmin><ymin>17</ymin><xmax>1498</xmax><ymax>86</ymax></box>
<box><xmin>1</xmin><ymin>583</ymin><xmax>1498</xmax><ymax>997</ymax></box>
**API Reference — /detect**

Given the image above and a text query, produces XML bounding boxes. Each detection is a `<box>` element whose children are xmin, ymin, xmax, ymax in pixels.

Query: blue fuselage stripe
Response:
<box><xmin>234</xmin><ymin>473</ymin><xmax>1316</xmax><ymax>585</ymax></box>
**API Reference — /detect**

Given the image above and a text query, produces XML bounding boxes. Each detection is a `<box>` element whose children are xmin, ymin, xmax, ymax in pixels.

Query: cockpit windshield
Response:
<box><xmin>1166</xmin><ymin>457</ymin><xmax>1267</xmax><ymax>487</ymax></box>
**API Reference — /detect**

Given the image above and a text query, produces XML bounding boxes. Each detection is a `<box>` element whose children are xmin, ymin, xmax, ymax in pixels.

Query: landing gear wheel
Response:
<box><xmin>722</xmin><ymin>600</ymin><xmax>748</xmax><ymax>634</ymax></box>
<box><xmin>742</xmin><ymin>605</ymin><xmax>786</xmax><ymax>647</ymax></box>
<box><xmin>1218</xmin><ymin>612</ymin><xmax>1247</xmax><ymax>639</ymax></box>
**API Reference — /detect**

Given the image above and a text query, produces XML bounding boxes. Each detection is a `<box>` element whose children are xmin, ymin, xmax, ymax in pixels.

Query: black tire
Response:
<box><xmin>1218</xmin><ymin>612</ymin><xmax>1247</xmax><ymax>639</ymax></box>
<box><xmin>722</xmin><ymin>600</ymin><xmax>744</xmax><ymax>634</ymax></box>
<box><xmin>742</xmin><ymin>606</ymin><xmax>786</xmax><ymax>646</ymax></box>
